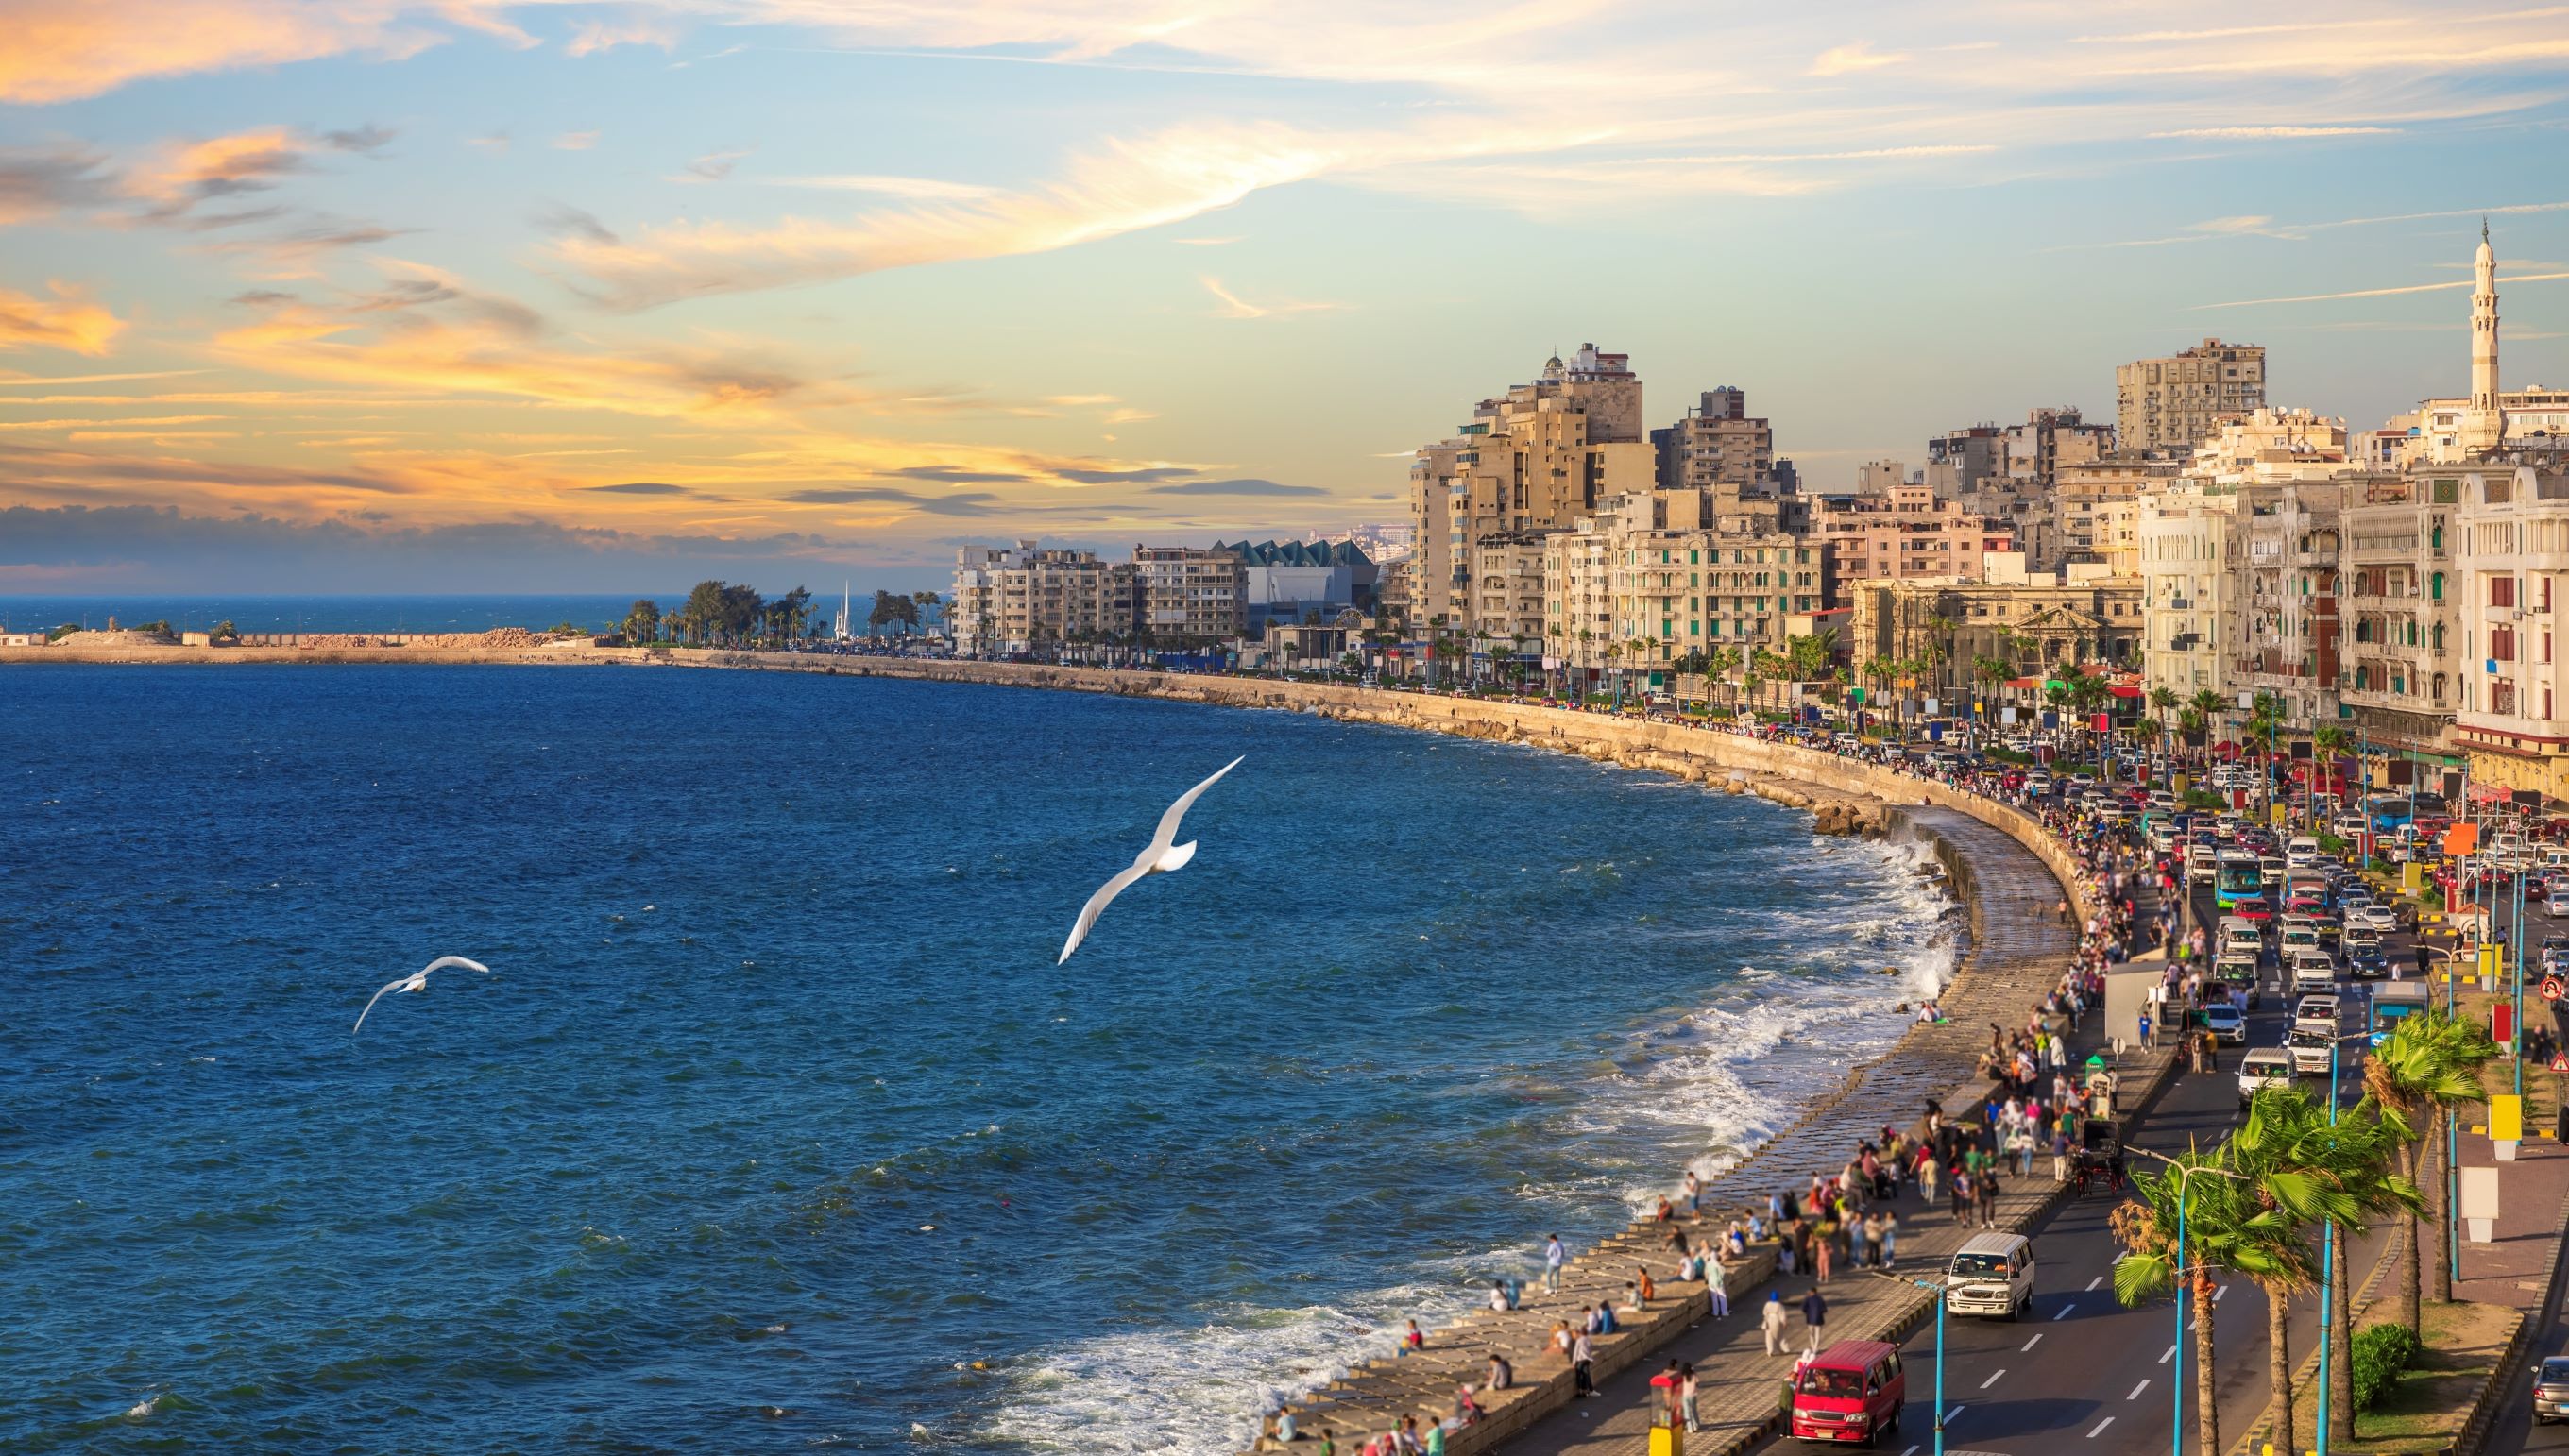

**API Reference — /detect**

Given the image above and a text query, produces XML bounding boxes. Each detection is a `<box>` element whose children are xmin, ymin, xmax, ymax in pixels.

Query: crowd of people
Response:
<box><xmin>1265</xmin><ymin>716</ymin><xmax>2171</xmax><ymax>1451</ymax></box>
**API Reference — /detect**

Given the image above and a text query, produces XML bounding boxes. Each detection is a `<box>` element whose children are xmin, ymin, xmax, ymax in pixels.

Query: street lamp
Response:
<box><xmin>1868</xmin><ymin>1270</ymin><xmax>1953</xmax><ymax>1455</ymax></box>
<box><xmin>2125</xmin><ymin>1144</ymin><xmax>2253</xmax><ymax>1456</ymax></box>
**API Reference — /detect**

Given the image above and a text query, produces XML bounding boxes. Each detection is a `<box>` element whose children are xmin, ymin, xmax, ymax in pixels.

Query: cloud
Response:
<box><xmin>0</xmin><ymin>502</ymin><xmax>880</xmax><ymax>594</ymax></box>
<box><xmin>1150</xmin><ymin>477</ymin><xmax>1324</xmax><ymax>497</ymax></box>
<box><xmin>887</xmin><ymin>464</ymin><xmax>1029</xmax><ymax>483</ymax></box>
<box><xmin>677</xmin><ymin>147</ymin><xmax>752</xmax><ymax>182</ymax></box>
<box><xmin>2149</xmin><ymin>126</ymin><xmax>2400</xmax><ymax>139</ymax></box>
<box><xmin>1200</xmin><ymin>276</ymin><xmax>1344</xmax><ymax>320</ymax></box>
<box><xmin>1056</xmin><ymin>465</ymin><xmax>1195</xmax><ymax>483</ymax></box>
<box><xmin>1809</xmin><ymin>42</ymin><xmax>1906</xmax><ymax>76</ymax></box>
<box><xmin>1174</xmin><ymin>235</ymin><xmax>1242</xmax><ymax>245</ymax></box>
<box><xmin>533</xmin><ymin>202</ymin><xmax>619</xmax><ymax>245</ymax></box>
<box><xmin>553</xmin><ymin>122</ymin><xmax>1359</xmax><ymax>309</ymax></box>
<box><xmin>468</xmin><ymin>131</ymin><xmax>512</xmax><ymax>152</ymax></box>
<box><xmin>0</xmin><ymin>368</ymin><xmax>208</xmax><ymax>386</ymax></box>
<box><xmin>758</xmin><ymin>173</ymin><xmax>1001</xmax><ymax>199</ymax></box>
<box><xmin>0</xmin><ymin>146</ymin><xmax>120</xmax><ymax>226</ymax></box>
<box><xmin>565</xmin><ymin>16</ymin><xmax>680</xmax><ymax>57</ymax></box>
<box><xmin>128</xmin><ymin>127</ymin><xmax>309</xmax><ymax>216</ymax></box>
<box><xmin>0</xmin><ymin>2</ymin><xmax>453</xmax><ymax>104</ymax></box>
<box><xmin>581</xmin><ymin>480</ymin><xmax>693</xmax><ymax>494</ymax></box>
<box><xmin>322</xmin><ymin>124</ymin><xmax>398</xmax><ymax>154</ymax></box>
<box><xmin>0</xmin><ymin>283</ymin><xmax>126</xmax><ymax>355</ymax></box>
<box><xmin>2193</xmin><ymin>269</ymin><xmax>2569</xmax><ymax>308</ymax></box>
<box><xmin>778</xmin><ymin>486</ymin><xmax>1003</xmax><ymax>515</ymax></box>
<box><xmin>553</xmin><ymin>130</ymin><xmax>601</xmax><ymax>151</ymax></box>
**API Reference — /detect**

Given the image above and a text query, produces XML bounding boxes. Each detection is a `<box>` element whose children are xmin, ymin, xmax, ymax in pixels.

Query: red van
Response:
<box><xmin>1788</xmin><ymin>1339</ymin><xmax>1906</xmax><ymax>1446</ymax></box>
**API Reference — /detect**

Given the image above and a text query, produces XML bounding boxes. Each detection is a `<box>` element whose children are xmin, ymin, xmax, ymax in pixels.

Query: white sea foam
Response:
<box><xmin>980</xmin><ymin>811</ymin><xmax>1963</xmax><ymax>1456</ymax></box>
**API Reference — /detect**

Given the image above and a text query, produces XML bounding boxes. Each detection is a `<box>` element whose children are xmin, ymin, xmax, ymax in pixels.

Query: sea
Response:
<box><xmin>0</xmin><ymin>645</ymin><xmax>1958</xmax><ymax>1453</ymax></box>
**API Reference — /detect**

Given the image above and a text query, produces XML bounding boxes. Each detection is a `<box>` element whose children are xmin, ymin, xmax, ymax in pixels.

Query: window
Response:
<box><xmin>2431</xmin><ymin>572</ymin><xmax>2445</xmax><ymax>601</ymax></box>
<box><xmin>2493</xmin><ymin>576</ymin><xmax>2517</xmax><ymax>609</ymax></box>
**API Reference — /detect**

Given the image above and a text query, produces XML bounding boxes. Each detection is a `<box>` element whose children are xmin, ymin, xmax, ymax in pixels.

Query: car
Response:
<box><xmin>2347</xmin><ymin>902</ymin><xmax>2396</xmax><ymax>933</ymax></box>
<box><xmin>2288</xmin><ymin>836</ymin><xmax>2323</xmax><ymax>867</ymax></box>
<box><xmin>2238</xmin><ymin>1047</ymin><xmax>2296</xmax><ymax>1107</ymax></box>
<box><xmin>1945</xmin><ymin>1232</ymin><xmax>2037</xmax><ymax>1319</ymax></box>
<box><xmin>2333</xmin><ymin>812</ymin><xmax>2371</xmax><ymax>839</ymax></box>
<box><xmin>2342</xmin><ymin>931</ymin><xmax>2389</xmax><ymax>978</ymax></box>
<box><xmin>2279</xmin><ymin>921</ymin><xmax>2323</xmax><ymax>959</ymax></box>
<box><xmin>2290</xmin><ymin>950</ymin><xmax>2338</xmax><ymax>991</ymax></box>
<box><xmin>2199</xmin><ymin>1002</ymin><xmax>2248</xmax><ymax>1044</ymax></box>
<box><xmin>2288</xmin><ymin>1025</ymin><xmax>2338</xmax><ymax>1075</ymax></box>
<box><xmin>2293</xmin><ymin>993</ymin><xmax>2341</xmax><ymax>1035</ymax></box>
<box><xmin>2532</xmin><ymin>1355</ymin><xmax>2569</xmax><ymax>1425</ymax></box>
<box><xmin>2215</xmin><ymin>953</ymin><xmax>2263</xmax><ymax>1008</ymax></box>
<box><xmin>2234</xmin><ymin>897</ymin><xmax>2275</xmax><ymax>923</ymax></box>
<box><xmin>1790</xmin><ymin>1340</ymin><xmax>1908</xmax><ymax>1445</ymax></box>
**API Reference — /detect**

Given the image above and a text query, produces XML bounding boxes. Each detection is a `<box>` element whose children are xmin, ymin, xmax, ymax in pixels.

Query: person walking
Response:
<box><xmin>1706</xmin><ymin>1247</ymin><xmax>1730</xmax><ymax>1318</ymax></box>
<box><xmin>1761</xmin><ymin>1291</ymin><xmax>1789</xmax><ymax>1355</ymax></box>
<box><xmin>1544</xmin><ymin>1233</ymin><xmax>1565</xmax><ymax>1294</ymax></box>
<box><xmin>1800</xmin><ymin>1287</ymin><xmax>1829</xmax><ymax>1355</ymax></box>
<box><xmin>1679</xmin><ymin>1363</ymin><xmax>1701</xmax><ymax>1434</ymax></box>
<box><xmin>1572</xmin><ymin>1329</ymin><xmax>1595</xmax><ymax>1397</ymax></box>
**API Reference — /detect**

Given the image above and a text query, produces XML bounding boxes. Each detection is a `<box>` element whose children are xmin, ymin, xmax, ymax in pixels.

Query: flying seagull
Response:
<box><xmin>1059</xmin><ymin>756</ymin><xmax>1241</xmax><ymax>964</ymax></box>
<box><xmin>354</xmin><ymin>956</ymin><xmax>491</xmax><ymax>1033</ymax></box>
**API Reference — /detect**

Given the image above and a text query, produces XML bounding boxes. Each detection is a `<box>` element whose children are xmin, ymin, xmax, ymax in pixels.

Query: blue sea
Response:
<box><xmin>0</xmin><ymin>662</ymin><xmax>1953</xmax><ymax>1453</ymax></box>
<box><xmin>0</xmin><ymin>593</ymin><xmax>939</xmax><ymax>638</ymax></box>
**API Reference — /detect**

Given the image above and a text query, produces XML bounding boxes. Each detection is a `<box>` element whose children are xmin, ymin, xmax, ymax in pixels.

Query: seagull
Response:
<box><xmin>353</xmin><ymin>956</ymin><xmax>491</xmax><ymax>1033</ymax></box>
<box><xmin>1058</xmin><ymin>756</ymin><xmax>1240</xmax><ymax>964</ymax></box>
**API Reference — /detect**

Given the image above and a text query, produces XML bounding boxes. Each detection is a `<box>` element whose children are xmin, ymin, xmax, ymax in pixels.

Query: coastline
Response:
<box><xmin>9</xmin><ymin>646</ymin><xmax>2095</xmax><ymax>1455</ymax></box>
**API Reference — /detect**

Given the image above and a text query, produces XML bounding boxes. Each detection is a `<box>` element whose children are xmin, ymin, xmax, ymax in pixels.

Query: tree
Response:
<box><xmin>2150</xmin><ymin>686</ymin><xmax>2180</xmax><ymax>735</ymax></box>
<box><xmin>2113</xmin><ymin>1144</ymin><xmax>2305</xmax><ymax>1456</ymax></box>
<box><xmin>621</xmin><ymin>599</ymin><xmax>661</xmax><ymax>645</ymax></box>
<box><xmin>2312</xmin><ymin>724</ymin><xmax>2355</xmax><ymax>808</ymax></box>
<box><xmin>211</xmin><ymin>618</ymin><xmax>239</xmax><ymax>643</ymax></box>
<box><xmin>1973</xmin><ymin>655</ymin><xmax>2012</xmax><ymax>728</ymax></box>
<box><xmin>2230</xmin><ymin>1086</ymin><xmax>2418</xmax><ymax>1449</ymax></box>
<box><xmin>1708</xmin><ymin>645</ymin><xmax>1743</xmax><ymax>711</ymax></box>
<box><xmin>2364</xmin><ymin>1009</ymin><xmax>2498</xmax><ymax>1336</ymax></box>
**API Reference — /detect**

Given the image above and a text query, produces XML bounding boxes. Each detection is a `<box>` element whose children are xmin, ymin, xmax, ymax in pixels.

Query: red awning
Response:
<box><xmin>2109</xmin><ymin>685</ymin><xmax>2143</xmax><ymax>699</ymax></box>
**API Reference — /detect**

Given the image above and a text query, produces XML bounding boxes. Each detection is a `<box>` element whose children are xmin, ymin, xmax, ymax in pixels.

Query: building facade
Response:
<box><xmin>1134</xmin><ymin>546</ymin><xmax>1246</xmax><ymax>644</ymax></box>
<box><xmin>950</xmin><ymin>542</ymin><xmax>1140</xmax><ymax>655</ymax></box>
<box><xmin>1653</xmin><ymin>386</ymin><xmax>1776</xmax><ymax>496</ymax></box>
<box><xmin>1807</xmin><ymin>483</ymin><xmax>2017</xmax><ymax>602</ymax></box>
<box><xmin>2340</xmin><ymin>473</ymin><xmax>2461</xmax><ymax>766</ymax></box>
<box><xmin>2117</xmin><ymin>338</ymin><xmax>2267</xmax><ymax>456</ymax></box>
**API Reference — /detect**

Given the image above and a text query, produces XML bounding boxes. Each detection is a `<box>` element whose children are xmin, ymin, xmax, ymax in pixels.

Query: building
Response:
<box><xmin>1215</xmin><ymin>538</ymin><xmax>1379</xmax><ymax>631</ymax></box>
<box><xmin>1806</xmin><ymin>483</ymin><xmax>2017</xmax><ymax>603</ymax></box>
<box><xmin>950</xmin><ymin>542</ymin><xmax>1140</xmax><ymax>655</ymax></box>
<box><xmin>1652</xmin><ymin>387</ymin><xmax>1775</xmax><ymax>494</ymax></box>
<box><xmin>1135</xmin><ymin>545</ymin><xmax>1246</xmax><ymax>644</ymax></box>
<box><xmin>2225</xmin><ymin>480</ymin><xmax>2347</xmax><ymax>733</ymax></box>
<box><xmin>2055</xmin><ymin>456</ymin><xmax>2176</xmax><ymax>576</ymax></box>
<box><xmin>2116</xmin><ymin>338</ymin><xmax>2267</xmax><ymax>456</ymax></box>
<box><xmin>1540</xmin><ymin>489</ymin><xmax>1829</xmax><ymax>686</ymax></box>
<box><xmin>1467</xmin><ymin>533</ymin><xmax>1554</xmax><ymax>659</ymax></box>
<box><xmin>2452</xmin><ymin>462</ymin><xmax>2569</xmax><ymax>800</ymax></box>
<box><xmin>2340</xmin><ymin>473</ymin><xmax>2461</xmax><ymax>770</ymax></box>
<box><xmin>2137</xmin><ymin>484</ymin><xmax>2243</xmax><ymax>704</ymax></box>
<box><xmin>1844</xmin><ymin>562</ymin><xmax>2142</xmax><ymax>711</ymax></box>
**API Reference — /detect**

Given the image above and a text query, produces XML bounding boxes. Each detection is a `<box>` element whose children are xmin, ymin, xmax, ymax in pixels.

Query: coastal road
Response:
<box><xmin>1846</xmin><ymin>880</ymin><xmax>2400</xmax><ymax>1455</ymax></box>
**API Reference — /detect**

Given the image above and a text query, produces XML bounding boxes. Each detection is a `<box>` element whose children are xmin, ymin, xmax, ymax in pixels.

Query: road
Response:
<box><xmin>1837</xmin><ymin>878</ymin><xmax>2403</xmax><ymax>1455</ymax></box>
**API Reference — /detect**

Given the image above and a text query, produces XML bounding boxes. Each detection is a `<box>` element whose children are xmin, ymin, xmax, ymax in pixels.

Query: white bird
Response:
<box><xmin>1058</xmin><ymin>756</ymin><xmax>1240</xmax><ymax>964</ymax></box>
<box><xmin>353</xmin><ymin>956</ymin><xmax>491</xmax><ymax>1033</ymax></box>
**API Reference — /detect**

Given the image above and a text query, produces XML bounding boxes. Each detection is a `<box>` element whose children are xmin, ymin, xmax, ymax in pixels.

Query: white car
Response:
<box><xmin>2347</xmin><ymin>902</ymin><xmax>2396</xmax><ymax>933</ymax></box>
<box><xmin>2238</xmin><ymin>1047</ymin><xmax>2295</xmax><ymax>1108</ymax></box>
<box><xmin>2290</xmin><ymin>950</ymin><xmax>2338</xmax><ymax>991</ymax></box>
<box><xmin>2293</xmin><ymin>994</ymin><xmax>2340</xmax><ymax>1034</ymax></box>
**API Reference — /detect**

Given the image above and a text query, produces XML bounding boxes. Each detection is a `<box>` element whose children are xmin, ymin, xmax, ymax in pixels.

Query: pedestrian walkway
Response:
<box><xmin>1252</xmin><ymin>804</ymin><xmax>2162</xmax><ymax>1455</ymax></box>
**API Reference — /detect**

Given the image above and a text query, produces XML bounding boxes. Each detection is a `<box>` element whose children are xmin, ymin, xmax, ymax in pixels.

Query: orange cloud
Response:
<box><xmin>0</xmin><ymin>283</ymin><xmax>126</xmax><ymax>355</ymax></box>
<box><xmin>0</xmin><ymin>1</ymin><xmax>449</xmax><ymax>105</ymax></box>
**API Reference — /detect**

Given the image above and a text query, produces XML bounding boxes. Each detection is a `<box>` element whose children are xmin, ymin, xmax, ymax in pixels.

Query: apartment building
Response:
<box><xmin>1651</xmin><ymin>386</ymin><xmax>1775</xmax><ymax>494</ymax></box>
<box><xmin>1134</xmin><ymin>545</ymin><xmax>1247</xmax><ymax>644</ymax></box>
<box><xmin>2225</xmin><ymin>482</ymin><xmax>2348</xmax><ymax>732</ymax></box>
<box><xmin>950</xmin><ymin>542</ymin><xmax>1139</xmax><ymax>655</ymax></box>
<box><xmin>2453</xmin><ymin>463</ymin><xmax>2569</xmax><ymax>800</ymax></box>
<box><xmin>2117</xmin><ymin>338</ymin><xmax>2267</xmax><ymax>455</ymax></box>
<box><xmin>2340</xmin><ymin>473</ymin><xmax>2461</xmax><ymax>766</ymax></box>
<box><xmin>1807</xmin><ymin>483</ymin><xmax>2017</xmax><ymax>603</ymax></box>
<box><xmin>2137</xmin><ymin>484</ymin><xmax>2242</xmax><ymax>703</ymax></box>
<box><xmin>1540</xmin><ymin>489</ymin><xmax>1829</xmax><ymax>682</ymax></box>
<box><xmin>1468</xmin><ymin>533</ymin><xmax>1553</xmax><ymax>657</ymax></box>
<box><xmin>2054</xmin><ymin>457</ymin><xmax>2176</xmax><ymax>575</ymax></box>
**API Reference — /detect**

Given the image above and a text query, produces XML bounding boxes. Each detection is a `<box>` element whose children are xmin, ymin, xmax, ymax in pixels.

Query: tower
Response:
<box><xmin>2462</xmin><ymin>218</ymin><xmax>2504</xmax><ymax>453</ymax></box>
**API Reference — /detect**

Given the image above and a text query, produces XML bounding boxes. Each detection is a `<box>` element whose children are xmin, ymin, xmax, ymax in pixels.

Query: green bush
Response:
<box><xmin>2350</xmin><ymin>1322</ymin><xmax>2418</xmax><ymax>1413</ymax></box>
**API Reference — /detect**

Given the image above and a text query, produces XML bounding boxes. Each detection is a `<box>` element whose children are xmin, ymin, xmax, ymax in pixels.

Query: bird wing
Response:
<box><xmin>352</xmin><ymin>977</ymin><xmax>408</xmax><ymax>1034</ymax></box>
<box><xmin>1059</xmin><ymin>860</ymin><xmax>1155</xmax><ymax>965</ymax></box>
<box><xmin>420</xmin><ymin>956</ymin><xmax>490</xmax><ymax>976</ymax></box>
<box><xmin>1145</xmin><ymin>756</ymin><xmax>1242</xmax><ymax>854</ymax></box>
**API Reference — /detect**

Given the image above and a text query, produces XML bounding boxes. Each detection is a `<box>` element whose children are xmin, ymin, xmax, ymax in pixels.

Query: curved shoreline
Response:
<box><xmin>10</xmin><ymin>646</ymin><xmax>2107</xmax><ymax>1455</ymax></box>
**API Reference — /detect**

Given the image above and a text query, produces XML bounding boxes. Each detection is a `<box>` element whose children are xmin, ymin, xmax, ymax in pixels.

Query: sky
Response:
<box><xmin>4</xmin><ymin>2</ymin><xmax>2569</xmax><ymax>593</ymax></box>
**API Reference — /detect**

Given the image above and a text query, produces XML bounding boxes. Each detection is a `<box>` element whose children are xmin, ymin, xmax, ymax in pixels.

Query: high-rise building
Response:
<box><xmin>2454</xmin><ymin>462</ymin><xmax>2569</xmax><ymax>800</ymax></box>
<box><xmin>1652</xmin><ymin>387</ymin><xmax>1775</xmax><ymax>496</ymax></box>
<box><xmin>2340</xmin><ymin>472</ymin><xmax>2460</xmax><ymax>769</ymax></box>
<box><xmin>1134</xmin><ymin>545</ymin><xmax>1246</xmax><ymax>644</ymax></box>
<box><xmin>2117</xmin><ymin>339</ymin><xmax>2267</xmax><ymax>455</ymax></box>
<box><xmin>1405</xmin><ymin>344</ymin><xmax>1646</xmax><ymax>631</ymax></box>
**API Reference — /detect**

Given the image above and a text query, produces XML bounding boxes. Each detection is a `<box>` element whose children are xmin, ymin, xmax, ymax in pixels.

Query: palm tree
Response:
<box><xmin>2365</xmin><ymin>1009</ymin><xmax>2499</xmax><ymax>1336</ymax></box>
<box><xmin>1709</xmin><ymin>645</ymin><xmax>1743</xmax><ymax>713</ymax></box>
<box><xmin>2150</xmin><ymin>685</ymin><xmax>2180</xmax><ymax>733</ymax></box>
<box><xmin>1973</xmin><ymin>654</ymin><xmax>2012</xmax><ymax>732</ymax></box>
<box><xmin>2113</xmin><ymin>1143</ymin><xmax>2305</xmax><ymax>1456</ymax></box>
<box><xmin>2230</xmin><ymin>1086</ymin><xmax>2419</xmax><ymax>1450</ymax></box>
<box><xmin>2312</xmin><ymin>724</ymin><xmax>2355</xmax><ymax>819</ymax></box>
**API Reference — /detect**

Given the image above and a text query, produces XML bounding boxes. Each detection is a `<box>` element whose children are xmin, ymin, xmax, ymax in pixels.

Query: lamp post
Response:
<box><xmin>1870</xmin><ymin>1271</ymin><xmax>1951</xmax><ymax>1455</ymax></box>
<box><xmin>2125</xmin><ymin>1145</ymin><xmax>2253</xmax><ymax>1456</ymax></box>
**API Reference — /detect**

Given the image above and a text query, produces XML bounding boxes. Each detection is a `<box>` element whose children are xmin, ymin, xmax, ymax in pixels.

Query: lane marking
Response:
<box><xmin>2159</xmin><ymin>1344</ymin><xmax>2175</xmax><ymax>1364</ymax></box>
<box><xmin>1902</xmin><ymin>1447</ymin><xmax>1920</xmax><ymax>1456</ymax></box>
<box><xmin>2085</xmin><ymin>1275</ymin><xmax>2104</xmax><ymax>1291</ymax></box>
<box><xmin>2212</xmin><ymin>1284</ymin><xmax>2227</xmax><ymax>1302</ymax></box>
<box><xmin>2021</xmin><ymin>1333</ymin><xmax>2043</xmax><ymax>1352</ymax></box>
<box><xmin>1945</xmin><ymin>1404</ymin><xmax>1965</xmax><ymax>1423</ymax></box>
<box><xmin>2054</xmin><ymin>1302</ymin><xmax>2076</xmax><ymax>1320</ymax></box>
<box><xmin>1981</xmin><ymin>1368</ymin><xmax>2006</xmax><ymax>1390</ymax></box>
<box><xmin>2128</xmin><ymin>1379</ymin><xmax>2151</xmax><ymax>1401</ymax></box>
<box><xmin>2088</xmin><ymin>1416</ymin><xmax>2117</xmax><ymax>1438</ymax></box>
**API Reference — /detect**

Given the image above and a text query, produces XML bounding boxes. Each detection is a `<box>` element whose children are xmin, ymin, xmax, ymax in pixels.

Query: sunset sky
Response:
<box><xmin>5</xmin><ymin>2</ymin><xmax>2569</xmax><ymax>591</ymax></box>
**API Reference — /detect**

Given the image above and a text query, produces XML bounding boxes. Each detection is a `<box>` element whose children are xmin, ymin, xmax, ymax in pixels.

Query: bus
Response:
<box><xmin>2364</xmin><ymin>794</ymin><xmax>2415</xmax><ymax>835</ymax></box>
<box><xmin>2370</xmin><ymin>982</ymin><xmax>2431</xmax><ymax>1045</ymax></box>
<box><xmin>2216</xmin><ymin>852</ymin><xmax>2266</xmax><ymax>908</ymax></box>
